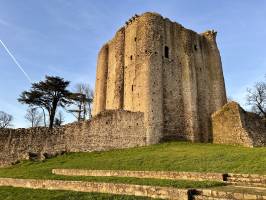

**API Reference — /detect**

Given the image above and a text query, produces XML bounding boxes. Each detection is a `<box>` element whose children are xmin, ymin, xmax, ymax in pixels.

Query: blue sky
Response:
<box><xmin>0</xmin><ymin>0</ymin><xmax>265</xmax><ymax>128</ymax></box>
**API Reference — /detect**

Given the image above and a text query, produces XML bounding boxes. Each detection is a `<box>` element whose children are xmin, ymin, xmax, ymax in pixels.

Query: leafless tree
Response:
<box><xmin>84</xmin><ymin>85</ymin><xmax>94</xmax><ymax>119</ymax></box>
<box><xmin>25</xmin><ymin>107</ymin><xmax>43</xmax><ymax>127</ymax></box>
<box><xmin>246</xmin><ymin>79</ymin><xmax>266</xmax><ymax>119</ymax></box>
<box><xmin>68</xmin><ymin>83</ymin><xmax>94</xmax><ymax>121</ymax></box>
<box><xmin>0</xmin><ymin>111</ymin><xmax>13</xmax><ymax>128</ymax></box>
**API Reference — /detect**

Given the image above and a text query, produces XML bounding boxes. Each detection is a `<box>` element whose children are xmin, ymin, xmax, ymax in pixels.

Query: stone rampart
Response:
<box><xmin>0</xmin><ymin>110</ymin><xmax>146</xmax><ymax>166</ymax></box>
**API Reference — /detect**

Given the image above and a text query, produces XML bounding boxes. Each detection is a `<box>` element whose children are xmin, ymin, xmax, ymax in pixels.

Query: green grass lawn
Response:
<box><xmin>0</xmin><ymin>186</ymin><xmax>158</xmax><ymax>200</ymax></box>
<box><xmin>0</xmin><ymin>142</ymin><xmax>265</xmax><ymax>191</ymax></box>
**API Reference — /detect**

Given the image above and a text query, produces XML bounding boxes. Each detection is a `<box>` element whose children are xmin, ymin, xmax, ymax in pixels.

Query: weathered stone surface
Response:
<box><xmin>227</xmin><ymin>173</ymin><xmax>266</xmax><ymax>187</ymax></box>
<box><xmin>0</xmin><ymin>174</ymin><xmax>265</xmax><ymax>199</ymax></box>
<box><xmin>196</xmin><ymin>185</ymin><xmax>266</xmax><ymax>200</ymax></box>
<box><xmin>0</xmin><ymin>178</ymin><xmax>189</xmax><ymax>200</ymax></box>
<box><xmin>52</xmin><ymin>169</ymin><xmax>225</xmax><ymax>182</ymax></box>
<box><xmin>92</xmin><ymin>12</ymin><xmax>227</xmax><ymax>144</ymax></box>
<box><xmin>0</xmin><ymin>110</ymin><xmax>146</xmax><ymax>166</ymax></box>
<box><xmin>212</xmin><ymin>101</ymin><xmax>266</xmax><ymax>147</ymax></box>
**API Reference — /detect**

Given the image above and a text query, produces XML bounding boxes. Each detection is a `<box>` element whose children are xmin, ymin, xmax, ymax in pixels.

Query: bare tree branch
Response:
<box><xmin>68</xmin><ymin>83</ymin><xmax>94</xmax><ymax>121</ymax></box>
<box><xmin>25</xmin><ymin>107</ymin><xmax>43</xmax><ymax>128</ymax></box>
<box><xmin>0</xmin><ymin>111</ymin><xmax>13</xmax><ymax>128</ymax></box>
<box><xmin>246</xmin><ymin>80</ymin><xmax>266</xmax><ymax>118</ymax></box>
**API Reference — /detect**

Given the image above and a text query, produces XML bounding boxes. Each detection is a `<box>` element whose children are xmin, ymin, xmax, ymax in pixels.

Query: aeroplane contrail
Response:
<box><xmin>0</xmin><ymin>39</ymin><xmax>32</xmax><ymax>83</ymax></box>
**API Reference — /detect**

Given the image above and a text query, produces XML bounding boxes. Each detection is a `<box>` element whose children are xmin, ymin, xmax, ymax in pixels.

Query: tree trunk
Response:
<box><xmin>257</xmin><ymin>104</ymin><xmax>266</xmax><ymax>118</ymax></box>
<box><xmin>88</xmin><ymin>103</ymin><xmax>92</xmax><ymax>119</ymax></box>
<box><xmin>78</xmin><ymin>103</ymin><xmax>82</xmax><ymax>121</ymax></box>
<box><xmin>83</xmin><ymin>102</ymin><xmax>87</xmax><ymax>120</ymax></box>
<box><xmin>49</xmin><ymin>101</ymin><xmax>58</xmax><ymax>129</ymax></box>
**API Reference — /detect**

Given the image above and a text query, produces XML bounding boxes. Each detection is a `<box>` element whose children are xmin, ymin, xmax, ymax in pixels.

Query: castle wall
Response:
<box><xmin>0</xmin><ymin>111</ymin><xmax>146</xmax><ymax>167</ymax></box>
<box><xmin>137</xmin><ymin>13</ymin><xmax>164</xmax><ymax>144</ymax></box>
<box><xmin>161</xmin><ymin>21</ymin><xmax>184</xmax><ymax>141</ymax></box>
<box><xmin>92</xmin><ymin>12</ymin><xmax>227</xmax><ymax>144</ymax></box>
<box><xmin>203</xmin><ymin>32</ymin><xmax>227</xmax><ymax>113</ymax></box>
<box><xmin>124</xmin><ymin>17</ymin><xmax>143</xmax><ymax>112</ymax></box>
<box><xmin>106</xmin><ymin>28</ymin><xmax>125</xmax><ymax>110</ymax></box>
<box><xmin>161</xmin><ymin>20</ymin><xmax>200</xmax><ymax>141</ymax></box>
<box><xmin>194</xmin><ymin>35</ymin><xmax>212</xmax><ymax>142</ymax></box>
<box><xmin>92</xmin><ymin>44</ymin><xmax>109</xmax><ymax>115</ymax></box>
<box><xmin>158</xmin><ymin>18</ymin><xmax>226</xmax><ymax>142</ymax></box>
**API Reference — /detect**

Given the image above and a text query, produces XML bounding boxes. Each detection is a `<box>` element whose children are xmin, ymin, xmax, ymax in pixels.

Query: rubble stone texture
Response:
<box><xmin>212</xmin><ymin>101</ymin><xmax>266</xmax><ymax>147</ymax></box>
<box><xmin>93</xmin><ymin>12</ymin><xmax>227</xmax><ymax>144</ymax></box>
<box><xmin>0</xmin><ymin>110</ymin><xmax>146</xmax><ymax>166</ymax></box>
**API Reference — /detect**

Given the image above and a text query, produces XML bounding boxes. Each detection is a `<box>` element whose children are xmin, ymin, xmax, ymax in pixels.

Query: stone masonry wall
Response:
<box><xmin>0</xmin><ymin>110</ymin><xmax>146</xmax><ymax>166</ymax></box>
<box><xmin>93</xmin><ymin>12</ymin><xmax>227</xmax><ymax>144</ymax></box>
<box><xmin>52</xmin><ymin>169</ymin><xmax>225</xmax><ymax>182</ymax></box>
<box><xmin>0</xmin><ymin>178</ymin><xmax>189</xmax><ymax>200</ymax></box>
<box><xmin>212</xmin><ymin>101</ymin><xmax>266</xmax><ymax>147</ymax></box>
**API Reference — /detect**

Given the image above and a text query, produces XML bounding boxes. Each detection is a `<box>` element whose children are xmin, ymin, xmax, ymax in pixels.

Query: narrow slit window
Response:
<box><xmin>130</xmin><ymin>55</ymin><xmax>133</xmax><ymax>60</ymax></box>
<box><xmin>132</xmin><ymin>85</ymin><xmax>134</xmax><ymax>91</ymax></box>
<box><xmin>164</xmin><ymin>46</ymin><xmax>169</xmax><ymax>58</ymax></box>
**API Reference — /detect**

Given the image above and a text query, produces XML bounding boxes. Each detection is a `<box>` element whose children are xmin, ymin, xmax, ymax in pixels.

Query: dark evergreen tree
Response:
<box><xmin>18</xmin><ymin>76</ymin><xmax>72</xmax><ymax>129</ymax></box>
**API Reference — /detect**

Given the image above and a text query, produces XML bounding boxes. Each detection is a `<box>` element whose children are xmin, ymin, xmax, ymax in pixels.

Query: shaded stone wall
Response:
<box><xmin>0</xmin><ymin>110</ymin><xmax>146</xmax><ymax>166</ymax></box>
<box><xmin>93</xmin><ymin>12</ymin><xmax>227</xmax><ymax>144</ymax></box>
<box><xmin>212</xmin><ymin>102</ymin><xmax>266</xmax><ymax>147</ymax></box>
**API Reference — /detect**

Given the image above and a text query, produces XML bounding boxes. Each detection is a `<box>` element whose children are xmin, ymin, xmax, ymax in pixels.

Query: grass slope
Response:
<box><xmin>0</xmin><ymin>186</ymin><xmax>157</xmax><ymax>200</ymax></box>
<box><xmin>0</xmin><ymin>142</ymin><xmax>265</xmax><ymax>192</ymax></box>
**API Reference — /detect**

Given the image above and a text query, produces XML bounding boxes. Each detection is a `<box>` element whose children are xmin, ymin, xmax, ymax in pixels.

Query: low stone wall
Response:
<box><xmin>227</xmin><ymin>173</ymin><xmax>266</xmax><ymax>187</ymax></box>
<box><xmin>52</xmin><ymin>169</ymin><xmax>225</xmax><ymax>182</ymax></box>
<box><xmin>0</xmin><ymin>178</ymin><xmax>189</xmax><ymax>200</ymax></box>
<box><xmin>0</xmin><ymin>110</ymin><xmax>146</xmax><ymax>166</ymax></box>
<box><xmin>212</xmin><ymin>101</ymin><xmax>266</xmax><ymax>147</ymax></box>
<box><xmin>195</xmin><ymin>187</ymin><xmax>266</xmax><ymax>200</ymax></box>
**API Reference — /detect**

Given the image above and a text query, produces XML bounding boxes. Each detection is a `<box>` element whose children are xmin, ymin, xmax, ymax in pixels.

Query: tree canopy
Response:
<box><xmin>18</xmin><ymin>76</ymin><xmax>72</xmax><ymax>129</ymax></box>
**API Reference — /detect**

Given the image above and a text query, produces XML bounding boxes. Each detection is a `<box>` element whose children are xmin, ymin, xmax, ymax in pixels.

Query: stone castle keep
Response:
<box><xmin>0</xmin><ymin>12</ymin><xmax>265</xmax><ymax>166</ymax></box>
<box><xmin>93</xmin><ymin>12</ymin><xmax>227</xmax><ymax>143</ymax></box>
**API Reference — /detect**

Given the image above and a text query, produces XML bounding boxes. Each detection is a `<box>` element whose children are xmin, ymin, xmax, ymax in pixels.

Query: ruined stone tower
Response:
<box><xmin>93</xmin><ymin>12</ymin><xmax>227</xmax><ymax>144</ymax></box>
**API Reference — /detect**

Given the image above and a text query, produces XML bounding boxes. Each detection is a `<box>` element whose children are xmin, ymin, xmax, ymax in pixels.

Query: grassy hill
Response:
<box><xmin>0</xmin><ymin>142</ymin><xmax>265</xmax><ymax>199</ymax></box>
<box><xmin>0</xmin><ymin>142</ymin><xmax>265</xmax><ymax>176</ymax></box>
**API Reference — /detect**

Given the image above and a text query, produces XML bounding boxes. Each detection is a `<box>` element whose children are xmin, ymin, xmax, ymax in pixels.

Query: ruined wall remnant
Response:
<box><xmin>0</xmin><ymin>110</ymin><xmax>146</xmax><ymax>167</ymax></box>
<box><xmin>212</xmin><ymin>101</ymin><xmax>266</xmax><ymax>147</ymax></box>
<box><xmin>93</xmin><ymin>12</ymin><xmax>227</xmax><ymax>144</ymax></box>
